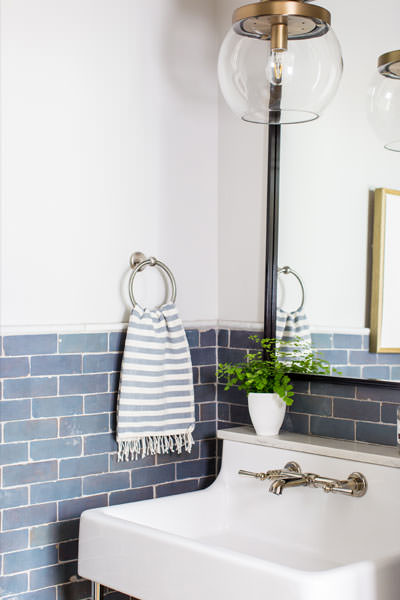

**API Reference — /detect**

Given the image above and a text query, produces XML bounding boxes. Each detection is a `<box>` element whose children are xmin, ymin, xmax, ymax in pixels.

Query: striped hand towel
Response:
<box><xmin>276</xmin><ymin>308</ymin><xmax>311</xmax><ymax>347</ymax></box>
<box><xmin>117</xmin><ymin>303</ymin><xmax>195</xmax><ymax>461</ymax></box>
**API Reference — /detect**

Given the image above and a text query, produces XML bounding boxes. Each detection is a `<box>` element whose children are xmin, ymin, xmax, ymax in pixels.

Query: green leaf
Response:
<box><xmin>217</xmin><ymin>335</ymin><xmax>333</xmax><ymax>402</ymax></box>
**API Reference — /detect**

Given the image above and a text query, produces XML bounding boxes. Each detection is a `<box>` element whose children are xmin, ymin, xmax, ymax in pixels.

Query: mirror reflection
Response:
<box><xmin>277</xmin><ymin>0</ymin><xmax>400</xmax><ymax>382</ymax></box>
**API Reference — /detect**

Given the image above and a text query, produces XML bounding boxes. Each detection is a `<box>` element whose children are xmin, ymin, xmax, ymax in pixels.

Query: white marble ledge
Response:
<box><xmin>217</xmin><ymin>426</ymin><xmax>400</xmax><ymax>469</ymax></box>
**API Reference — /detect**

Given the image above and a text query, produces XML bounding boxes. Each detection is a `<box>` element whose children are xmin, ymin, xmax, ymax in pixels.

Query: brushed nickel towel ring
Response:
<box><xmin>129</xmin><ymin>252</ymin><xmax>177</xmax><ymax>309</ymax></box>
<box><xmin>278</xmin><ymin>266</ymin><xmax>305</xmax><ymax>312</ymax></box>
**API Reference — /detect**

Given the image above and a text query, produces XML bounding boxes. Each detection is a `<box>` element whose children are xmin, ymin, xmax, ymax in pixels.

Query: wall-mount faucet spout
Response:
<box><xmin>269</xmin><ymin>475</ymin><xmax>309</xmax><ymax>495</ymax></box>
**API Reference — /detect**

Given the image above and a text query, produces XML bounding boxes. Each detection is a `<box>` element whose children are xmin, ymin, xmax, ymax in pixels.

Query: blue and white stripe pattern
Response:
<box><xmin>117</xmin><ymin>303</ymin><xmax>195</xmax><ymax>461</ymax></box>
<box><xmin>276</xmin><ymin>308</ymin><xmax>311</xmax><ymax>348</ymax></box>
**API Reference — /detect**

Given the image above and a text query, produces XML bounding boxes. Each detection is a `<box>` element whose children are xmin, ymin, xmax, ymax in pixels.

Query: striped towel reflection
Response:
<box><xmin>117</xmin><ymin>303</ymin><xmax>195</xmax><ymax>461</ymax></box>
<box><xmin>276</xmin><ymin>308</ymin><xmax>311</xmax><ymax>348</ymax></box>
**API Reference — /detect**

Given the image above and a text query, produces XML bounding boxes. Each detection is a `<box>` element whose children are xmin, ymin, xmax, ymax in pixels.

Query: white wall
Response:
<box><xmin>279</xmin><ymin>0</ymin><xmax>400</xmax><ymax>330</ymax></box>
<box><xmin>0</xmin><ymin>0</ymin><xmax>219</xmax><ymax>330</ymax></box>
<box><xmin>217</xmin><ymin>0</ymin><xmax>268</xmax><ymax>327</ymax></box>
<box><xmin>2</xmin><ymin>0</ymin><xmax>394</xmax><ymax>332</ymax></box>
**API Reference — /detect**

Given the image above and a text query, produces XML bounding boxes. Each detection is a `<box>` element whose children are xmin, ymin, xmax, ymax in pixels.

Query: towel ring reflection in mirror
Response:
<box><xmin>129</xmin><ymin>252</ymin><xmax>177</xmax><ymax>309</ymax></box>
<box><xmin>278</xmin><ymin>266</ymin><xmax>305</xmax><ymax>313</ymax></box>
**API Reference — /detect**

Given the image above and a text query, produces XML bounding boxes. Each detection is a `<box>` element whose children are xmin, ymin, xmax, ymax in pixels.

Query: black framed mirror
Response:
<box><xmin>263</xmin><ymin>121</ymin><xmax>400</xmax><ymax>390</ymax></box>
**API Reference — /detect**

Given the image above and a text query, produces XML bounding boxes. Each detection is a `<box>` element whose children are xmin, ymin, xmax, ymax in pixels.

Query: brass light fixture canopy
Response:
<box><xmin>378</xmin><ymin>50</ymin><xmax>400</xmax><ymax>79</ymax></box>
<box><xmin>233</xmin><ymin>0</ymin><xmax>331</xmax><ymax>40</ymax></box>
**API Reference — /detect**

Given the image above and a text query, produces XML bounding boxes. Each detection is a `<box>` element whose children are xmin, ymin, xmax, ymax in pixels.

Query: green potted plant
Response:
<box><xmin>217</xmin><ymin>336</ymin><xmax>331</xmax><ymax>436</ymax></box>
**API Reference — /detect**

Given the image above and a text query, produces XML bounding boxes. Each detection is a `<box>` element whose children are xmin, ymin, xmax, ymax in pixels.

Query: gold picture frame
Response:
<box><xmin>370</xmin><ymin>188</ymin><xmax>400</xmax><ymax>353</ymax></box>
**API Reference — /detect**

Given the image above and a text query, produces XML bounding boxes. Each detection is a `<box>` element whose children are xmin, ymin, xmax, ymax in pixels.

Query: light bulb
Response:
<box><xmin>270</xmin><ymin>22</ymin><xmax>288</xmax><ymax>87</ymax></box>
<box><xmin>270</xmin><ymin>49</ymin><xmax>284</xmax><ymax>86</ymax></box>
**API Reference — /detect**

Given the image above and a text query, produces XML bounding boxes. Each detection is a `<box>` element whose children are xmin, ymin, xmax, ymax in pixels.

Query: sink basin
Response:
<box><xmin>78</xmin><ymin>434</ymin><xmax>400</xmax><ymax>600</ymax></box>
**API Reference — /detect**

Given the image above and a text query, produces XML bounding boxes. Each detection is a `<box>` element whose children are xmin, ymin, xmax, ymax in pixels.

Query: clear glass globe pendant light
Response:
<box><xmin>369</xmin><ymin>51</ymin><xmax>400</xmax><ymax>152</ymax></box>
<box><xmin>218</xmin><ymin>0</ymin><xmax>343</xmax><ymax>125</ymax></box>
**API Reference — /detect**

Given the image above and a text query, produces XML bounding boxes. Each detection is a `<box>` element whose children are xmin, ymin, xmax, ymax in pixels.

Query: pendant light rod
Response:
<box><xmin>271</xmin><ymin>23</ymin><xmax>288</xmax><ymax>51</ymax></box>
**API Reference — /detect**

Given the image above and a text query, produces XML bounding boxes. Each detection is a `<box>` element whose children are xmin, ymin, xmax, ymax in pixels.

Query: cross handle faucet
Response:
<box><xmin>238</xmin><ymin>461</ymin><xmax>367</xmax><ymax>497</ymax></box>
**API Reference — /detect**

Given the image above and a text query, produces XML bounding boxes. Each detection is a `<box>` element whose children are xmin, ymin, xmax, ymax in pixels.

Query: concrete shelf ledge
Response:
<box><xmin>218</xmin><ymin>426</ymin><xmax>400</xmax><ymax>469</ymax></box>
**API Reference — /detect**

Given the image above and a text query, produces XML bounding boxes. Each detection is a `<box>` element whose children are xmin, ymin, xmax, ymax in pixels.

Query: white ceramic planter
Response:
<box><xmin>248</xmin><ymin>392</ymin><xmax>286</xmax><ymax>436</ymax></box>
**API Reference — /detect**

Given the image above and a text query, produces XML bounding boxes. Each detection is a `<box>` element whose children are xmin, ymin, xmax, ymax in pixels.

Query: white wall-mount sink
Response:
<box><xmin>78</xmin><ymin>428</ymin><xmax>400</xmax><ymax>600</ymax></box>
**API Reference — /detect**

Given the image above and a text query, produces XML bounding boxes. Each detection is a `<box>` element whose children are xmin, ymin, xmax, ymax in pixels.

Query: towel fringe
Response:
<box><xmin>118</xmin><ymin>431</ymin><xmax>194</xmax><ymax>462</ymax></box>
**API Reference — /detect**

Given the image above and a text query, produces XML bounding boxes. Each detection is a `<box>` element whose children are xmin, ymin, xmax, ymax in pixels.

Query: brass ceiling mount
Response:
<box><xmin>378</xmin><ymin>50</ymin><xmax>400</xmax><ymax>79</ymax></box>
<box><xmin>232</xmin><ymin>0</ymin><xmax>331</xmax><ymax>40</ymax></box>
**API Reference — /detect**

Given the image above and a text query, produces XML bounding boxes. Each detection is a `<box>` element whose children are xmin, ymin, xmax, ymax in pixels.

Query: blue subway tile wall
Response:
<box><xmin>0</xmin><ymin>329</ymin><xmax>217</xmax><ymax>600</ymax></box>
<box><xmin>217</xmin><ymin>329</ymin><xmax>399</xmax><ymax>447</ymax></box>
<box><xmin>2</xmin><ymin>325</ymin><xmax>397</xmax><ymax>600</ymax></box>
<box><xmin>311</xmin><ymin>332</ymin><xmax>400</xmax><ymax>380</ymax></box>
